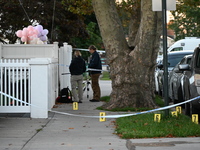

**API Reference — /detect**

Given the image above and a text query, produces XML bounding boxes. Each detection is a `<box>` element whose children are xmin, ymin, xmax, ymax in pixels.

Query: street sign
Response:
<box><xmin>152</xmin><ymin>0</ymin><xmax>176</xmax><ymax>11</ymax></box>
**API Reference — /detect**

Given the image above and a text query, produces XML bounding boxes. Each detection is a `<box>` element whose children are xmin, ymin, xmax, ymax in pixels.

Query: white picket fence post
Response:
<box><xmin>29</xmin><ymin>58</ymin><xmax>49</xmax><ymax>118</ymax></box>
<box><xmin>59</xmin><ymin>43</ymin><xmax>72</xmax><ymax>90</ymax></box>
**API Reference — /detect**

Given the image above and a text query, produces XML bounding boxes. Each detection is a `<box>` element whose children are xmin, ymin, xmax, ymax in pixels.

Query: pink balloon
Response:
<box><xmin>16</xmin><ymin>30</ymin><xmax>22</xmax><ymax>37</ymax></box>
<box><xmin>33</xmin><ymin>29</ymin><xmax>38</xmax><ymax>35</ymax></box>
<box><xmin>21</xmin><ymin>36</ymin><xmax>27</xmax><ymax>42</ymax></box>
<box><xmin>27</xmin><ymin>25</ymin><xmax>34</xmax><ymax>31</ymax></box>
<box><xmin>28</xmin><ymin>31</ymin><xmax>34</xmax><ymax>36</ymax></box>
<box><xmin>22</xmin><ymin>28</ymin><xmax>28</xmax><ymax>36</ymax></box>
<box><xmin>32</xmin><ymin>34</ymin><xmax>37</xmax><ymax>38</ymax></box>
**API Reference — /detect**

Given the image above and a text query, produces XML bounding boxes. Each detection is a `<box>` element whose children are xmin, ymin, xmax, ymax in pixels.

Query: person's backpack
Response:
<box><xmin>57</xmin><ymin>87</ymin><xmax>73</xmax><ymax>103</ymax></box>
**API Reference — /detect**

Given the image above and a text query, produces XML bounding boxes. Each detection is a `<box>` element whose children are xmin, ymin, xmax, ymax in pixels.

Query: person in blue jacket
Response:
<box><xmin>69</xmin><ymin>50</ymin><xmax>86</xmax><ymax>103</ymax></box>
<box><xmin>88</xmin><ymin>45</ymin><xmax>102</xmax><ymax>102</ymax></box>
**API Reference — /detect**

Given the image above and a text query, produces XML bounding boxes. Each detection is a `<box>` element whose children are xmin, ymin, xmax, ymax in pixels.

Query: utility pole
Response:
<box><xmin>152</xmin><ymin>0</ymin><xmax>176</xmax><ymax>117</ymax></box>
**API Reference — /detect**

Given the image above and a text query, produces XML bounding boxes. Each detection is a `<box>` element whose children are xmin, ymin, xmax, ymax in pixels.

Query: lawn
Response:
<box><xmin>100</xmin><ymin>95</ymin><xmax>200</xmax><ymax>139</ymax></box>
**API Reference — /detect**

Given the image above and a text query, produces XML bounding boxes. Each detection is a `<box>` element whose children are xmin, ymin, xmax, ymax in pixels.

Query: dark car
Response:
<box><xmin>178</xmin><ymin>46</ymin><xmax>200</xmax><ymax>117</ymax></box>
<box><xmin>156</xmin><ymin>50</ymin><xmax>194</xmax><ymax>96</ymax></box>
<box><xmin>168</xmin><ymin>54</ymin><xmax>192</xmax><ymax>104</ymax></box>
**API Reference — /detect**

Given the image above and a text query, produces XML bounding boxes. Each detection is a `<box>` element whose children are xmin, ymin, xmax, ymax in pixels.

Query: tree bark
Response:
<box><xmin>92</xmin><ymin>0</ymin><xmax>162</xmax><ymax>109</ymax></box>
<box><xmin>128</xmin><ymin>0</ymin><xmax>141</xmax><ymax>47</ymax></box>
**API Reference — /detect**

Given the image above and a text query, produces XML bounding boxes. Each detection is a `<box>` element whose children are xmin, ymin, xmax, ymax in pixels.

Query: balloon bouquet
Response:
<box><xmin>16</xmin><ymin>25</ymin><xmax>49</xmax><ymax>44</ymax></box>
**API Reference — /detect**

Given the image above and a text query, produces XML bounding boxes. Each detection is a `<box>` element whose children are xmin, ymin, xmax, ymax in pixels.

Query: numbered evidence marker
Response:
<box><xmin>171</xmin><ymin>111</ymin><xmax>178</xmax><ymax>117</ymax></box>
<box><xmin>192</xmin><ymin>114</ymin><xmax>199</xmax><ymax>124</ymax></box>
<box><xmin>99</xmin><ymin>112</ymin><xmax>106</xmax><ymax>122</ymax></box>
<box><xmin>154</xmin><ymin>114</ymin><xmax>161</xmax><ymax>122</ymax></box>
<box><xmin>73</xmin><ymin>102</ymin><xmax>78</xmax><ymax>110</ymax></box>
<box><xmin>176</xmin><ymin>106</ymin><xmax>182</xmax><ymax>114</ymax></box>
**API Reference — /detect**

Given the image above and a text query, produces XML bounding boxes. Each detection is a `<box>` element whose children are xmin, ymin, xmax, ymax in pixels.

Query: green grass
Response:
<box><xmin>115</xmin><ymin>112</ymin><xmax>200</xmax><ymax>139</ymax></box>
<box><xmin>100</xmin><ymin>96</ymin><xmax>110</xmax><ymax>102</ymax></box>
<box><xmin>154</xmin><ymin>95</ymin><xmax>165</xmax><ymax>107</ymax></box>
<box><xmin>100</xmin><ymin>71</ymin><xmax>110</xmax><ymax>80</ymax></box>
<box><xmin>99</xmin><ymin>95</ymin><xmax>200</xmax><ymax>139</ymax></box>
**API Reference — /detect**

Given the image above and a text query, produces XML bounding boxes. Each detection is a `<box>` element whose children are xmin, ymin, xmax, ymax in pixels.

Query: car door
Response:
<box><xmin>169</xmin><ymin>55</ymin><xmax>192</xmax><ymax>103</ymax></box>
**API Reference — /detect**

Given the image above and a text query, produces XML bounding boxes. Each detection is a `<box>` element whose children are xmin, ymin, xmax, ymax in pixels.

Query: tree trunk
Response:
<box><xmin>92</xmin><ymin>0</ymin><xmax>162</xmax><ymax>109</ymax></box>
<box><xmin>128</xmin><ymin>0</ymin><xmax>141</xmax><ymax>47</ymax></box>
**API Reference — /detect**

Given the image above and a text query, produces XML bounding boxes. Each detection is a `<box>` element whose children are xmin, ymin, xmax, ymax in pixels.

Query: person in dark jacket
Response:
<box><xmin>69</xmin><ymin>50</ymin><xmax>86</xmax><ymax>103</ymax></box>
<box><xmin>88</xmin><ymin>45</ymin><xmax>102</xmax><ymax>102</ymax></box>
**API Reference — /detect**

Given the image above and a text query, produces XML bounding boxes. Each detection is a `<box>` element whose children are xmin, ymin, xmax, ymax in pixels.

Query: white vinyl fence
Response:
<box><xmin>0</xmin><ymin>42</ymin><xmax>71</xmax><ymax>118</ymax></box>
<box><xmin>0</xmin><ymin>59</ymin><xmax>30</xmax><ymax>113</ymax></box>
<box><xmin>59</xmin><ymin>43</ymin><xmax>72</xmax><ymax>90</ymax></box>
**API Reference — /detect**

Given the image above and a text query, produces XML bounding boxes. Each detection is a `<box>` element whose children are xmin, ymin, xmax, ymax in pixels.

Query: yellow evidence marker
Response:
<box><xmin>154</xmin><ymin>114</ymin><xmax>161</xmax><ymax>122</ymax></box>
<box><xmin>171</xmin><ymin>111</ymin><xmax>178</xmax><ymax>117</ymax></box>
<box><xmin>99</xmin><ymin>112</ymin><xmax>106</xmax><ymax>122</ymax></box>
<box><xmin>192</xmin><ymin>114</ymin><xmax>199</xmax><ymax>124</ymax></box>
<box><xmin>73</xmin><ymin>102</ymin><xmax>78</xmax><ymax>110</ymax></box>
<box><xmin>176</xmin><ymin>106</ymin><xmax>182</xmax><ymax>114</ymax></box>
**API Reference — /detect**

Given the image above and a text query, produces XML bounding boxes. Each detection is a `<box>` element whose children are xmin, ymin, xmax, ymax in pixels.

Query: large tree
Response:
<box><xmin>92</xmin><ymin>0</ymin><xmax>162</xmax><ymax>109</ymax></box>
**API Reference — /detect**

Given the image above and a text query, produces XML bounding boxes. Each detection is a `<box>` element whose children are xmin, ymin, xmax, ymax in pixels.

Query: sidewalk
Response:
<box><xmin>0</xmin><ymin>80</ymin><xmax>200</xmax><ymax>150</ymax></box>
<box><xmin>0</xmin><ymin>80</ymin><xmax>127</xmax><ymax>150</ymax></box>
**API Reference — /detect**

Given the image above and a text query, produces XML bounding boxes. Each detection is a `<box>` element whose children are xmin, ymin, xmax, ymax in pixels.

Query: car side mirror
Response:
<box><xmin>179</xmin><ymin>64</ymin><xmax>190</xmax><ymax>71</ymax></box>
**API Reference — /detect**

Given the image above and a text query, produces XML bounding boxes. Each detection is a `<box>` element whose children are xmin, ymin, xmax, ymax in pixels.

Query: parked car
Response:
<box><xmin>178</xmin><ymin>46</ymin><xmax>200</xmax><ymax>117</ymax></box>
<box><xmin>156</xmin><ymin>50</ymin><xmax>194</xmax><ymax>96</ymax></box>
<box><xmin>168</xmin><ymin>54</ymin><xmax>192</xmax><ymax>104</ymax></box>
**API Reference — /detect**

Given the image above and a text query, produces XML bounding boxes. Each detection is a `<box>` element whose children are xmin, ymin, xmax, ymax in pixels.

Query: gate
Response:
<box><xmin>0</xmin><ymin>59</ymin><xmax>31</xmax><ymax>113</ymax></box>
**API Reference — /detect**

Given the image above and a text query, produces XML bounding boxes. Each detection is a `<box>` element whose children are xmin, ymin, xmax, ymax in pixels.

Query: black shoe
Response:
<box><xmin>78</xmin><ymin>101</ymin><xmax>82</xmax><ymax>103</ymax></box>
<box><xmin>89</xmin><ymin>99</ymin><xmax>100</xmax><ymax>102</ymax></box>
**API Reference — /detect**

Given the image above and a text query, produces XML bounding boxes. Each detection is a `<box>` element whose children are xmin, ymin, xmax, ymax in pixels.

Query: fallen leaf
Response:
<box><xmin>63</xmin><ymin>130</ymin><xmax>68</xmax><ymax>132</ymax></box>
<box><xmin>166</xmin><ymin>134</ymin><xmax>174</xmax><ymax>138</ymax></box>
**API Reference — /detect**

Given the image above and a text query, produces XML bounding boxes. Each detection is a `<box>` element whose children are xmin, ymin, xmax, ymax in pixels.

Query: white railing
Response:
<box><xmin>0</xmin><ymin>59</ymin><xmax>31</xmax><ymax>113</ymax></box>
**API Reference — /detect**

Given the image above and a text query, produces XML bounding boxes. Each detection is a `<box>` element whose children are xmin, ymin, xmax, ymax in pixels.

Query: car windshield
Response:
<box><xmin>168</xmin><ymin>54</ymin><xmax>191</xmax><ymax>67</ymax></box>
